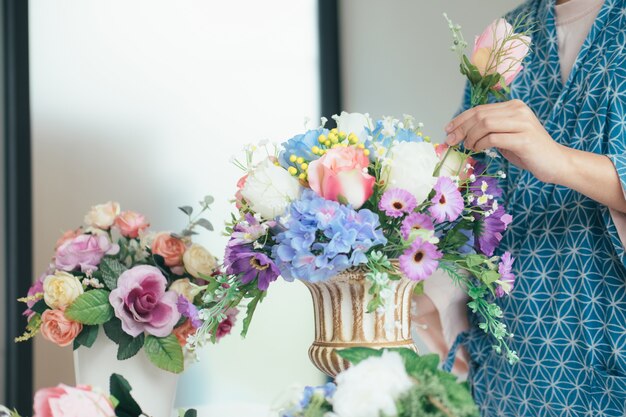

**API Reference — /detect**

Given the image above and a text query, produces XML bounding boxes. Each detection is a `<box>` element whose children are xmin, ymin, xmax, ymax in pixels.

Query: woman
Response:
<box><xmin>442</xmin><ymin>0</ymin><xmax>626</xmax><ymax>415</ymax></box>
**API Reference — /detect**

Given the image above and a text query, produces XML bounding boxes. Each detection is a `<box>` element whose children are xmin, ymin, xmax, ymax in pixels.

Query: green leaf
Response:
<box><xmin>184</xmin><ymin>410</ymin><xmax>198</xmax><ymax>417</ymax></box>
<box><xmin>196</xmin><ymin>218</ymin><xmax>214</xmax><ymax>231</ymax></box>
<box><xmin>117</xmin><ymin>333</ymin><xmax>145</xmax><ymax>361</ymax></box>
<box><xmin>110</xmin><ymin>373</ymin><xmax>143</xmax><ymax>417</ymax></box>
<box><xmin>465</xmin><ymin>254</ymin><xmax>484</xmax><ymax>268</ymax></box>
<box><xmin>336</xmin><ymin>347</ymin><xmax>383</xmax><ymax>365</ymax></box>
<box><xmin>481</xmin><ymin>270</ymin><xmax>500</xmax><ymax>285</ymax></box>
<box><xmin>73</xmin><ymin>324</ymin><xmax>99</xmax><ymax>350</ymax></box>
<box><xmin>241</xmin><ymin>290</ymin><xmax>267</xmax><ymax>338</ymax></box>
<box><xmin>404</xmin><ymin>353</ymin><xmax>440</xmax><ymax>377</ymax></box>
<box><xmin>144</xmin><ymin>334</ymin><xmax>184</xmax><ymax>373</ymax></box>
<box><xmin>179</xmin><ymin>206</ymin><xmax>193</xmax><ymax>216</ymax></box>
<box><xmin>462</xmin><ymin>55</ymin><xmax>482</xmax><ymax>84</ymax></box>
<box><xmin>65</xmin><ymin>290</ymin><xmax>113</xmax><ymax>325</ymax></box>
<box><xmin>100</xmin><ymin>257</ymin><xmax>128</xmax><ymax>290</ymax></box>
<box><xmin>31</xmin><ymin>299</ymin><xmax>49</xmax><ymax>315</ymax></box>
<box><xmin>103</xmin><ymin>317</ymin><xmax>124</xmax><ymax>343</ymax></box>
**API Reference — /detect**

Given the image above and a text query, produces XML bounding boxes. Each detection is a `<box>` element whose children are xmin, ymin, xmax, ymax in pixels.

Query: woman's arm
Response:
<box><xmin>445</xmin><ymin>99</ymin><xmax>626</xmax><ymax>213</ymax></box>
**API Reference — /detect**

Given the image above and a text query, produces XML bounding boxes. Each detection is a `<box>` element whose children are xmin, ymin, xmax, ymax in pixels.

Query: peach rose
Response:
<box><xmin>307</xmin><ymin>146</ymin><xmax>375</xmax><ymax>209</ymax></box>
<box><xmin>173</xmin><ymin>319</ymin><xmax>196</xmax><ymax>347</ymax></box>
<box><xmin>471</xmin><ymin>18</ymin><xmax>531</xmax><ymax>88</ymax></box>
<box><xmin>114</xmin><ymin>210</ymin><xmax>150</xmax><ymax>238</ymax></box>
<box><xmin>151</xmin><ymin>233</ymin><xmax>187</xmax><ymax>267</ymax></box>
<box><xmin>40</xmin><ymin>310</ymin><xmax>83</xmax><ymax>347</ymax></box>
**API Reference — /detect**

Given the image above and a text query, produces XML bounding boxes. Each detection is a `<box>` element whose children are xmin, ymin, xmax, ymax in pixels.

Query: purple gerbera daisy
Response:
<box><xmin>401</xmin><ymin>213</ymin><xmax>435</xmax><ymax>240</ymax></box>
<box><xmin>379</xmin><ymin>188</ymin><xmax>417</xmax><ymax>218</ymax></box>
<box><xmin>399</xmin><ymin>238</ymin><xmax>442</xmax><ymax>281</ymax></box>
<box><xmin>428</xmin><ymin>177</ymin><xmax>464</xmax><ymax>223</ymax></box>
<box><xmin>474</xmin><ymin>206</ymin><xmax>513</xmax><ymax>257</ymax></box>
<box><xmin>495</xmin><ymin>252</ymin><xmax>515</xmax><ymax>297</ymax></box>
<box><xmin>224</xmin><ymin>244</ymin><xmax>280</xmax><ymax>291</ymax></box>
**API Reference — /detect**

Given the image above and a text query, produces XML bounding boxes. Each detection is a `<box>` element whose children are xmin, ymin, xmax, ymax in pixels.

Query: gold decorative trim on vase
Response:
<box><xmin>303</xmin><ymin>266</ymin><xmax>418</xmax><ymax>377</ymax></box>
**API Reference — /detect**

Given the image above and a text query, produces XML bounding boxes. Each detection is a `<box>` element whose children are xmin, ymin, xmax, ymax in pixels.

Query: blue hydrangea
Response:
<box><xmin>272</xmin><ymin>190</ymin><xmax>387</xmax><ymax>283</ymax></box>
<box><xmin>278</xmin><ymin>128</ymin><xmax>329</xmax><ymax>169</ymax></box>
<box><xmin>367</xmin><ymin>120</ymin><xmax>423</xmax><ymax>149</ymax></box>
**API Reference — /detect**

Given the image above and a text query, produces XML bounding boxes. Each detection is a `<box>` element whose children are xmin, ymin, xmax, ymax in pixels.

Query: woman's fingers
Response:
<box><xmin>463</xmin><ymin>112</ymin><xmax>524</xmax><ymax>149</ymax></box>
<box><xmin>446</xmin><ymin>102</ymin><xmax>516</xmax><ymax>145</ymax></box>
<box><xmin>471</xmin><ymin>133</ymin><xmax>518</xmax><ymax>152</ymax></box>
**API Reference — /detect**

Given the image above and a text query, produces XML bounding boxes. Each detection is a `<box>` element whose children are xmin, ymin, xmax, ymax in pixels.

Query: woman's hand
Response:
<box><xmin>445</xmin><ymin>99</ymin><xmax>626</xmax><ymax>213</ymax></box>
<box><xmin>445</xmin><ymin>99</ymin><xmax>568</xmax><ymax>184</ymax></box>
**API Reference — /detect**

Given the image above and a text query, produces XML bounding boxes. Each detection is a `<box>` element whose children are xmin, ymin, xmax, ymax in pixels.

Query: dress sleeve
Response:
<box><xmin>603</xmin><ymin>69</ymin><xmax>626</xmax><ymax>265</ymax></box>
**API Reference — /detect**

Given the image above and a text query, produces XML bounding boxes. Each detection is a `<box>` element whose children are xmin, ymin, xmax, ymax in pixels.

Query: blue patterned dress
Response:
<box><xmin>461</xmin><ymin>0</ymin><xmax>626</xmax><ymax>415</ymax></box>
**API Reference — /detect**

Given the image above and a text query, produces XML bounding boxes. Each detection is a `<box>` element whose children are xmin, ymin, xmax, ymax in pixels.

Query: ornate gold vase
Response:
<box><xmin>303</xmin><ymin>267</ymin><xmax>418</xmax><ymax>377</ymax></box>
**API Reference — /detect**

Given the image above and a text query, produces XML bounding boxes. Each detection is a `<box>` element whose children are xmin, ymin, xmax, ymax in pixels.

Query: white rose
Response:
<box><xmin>43</xmin><ymin>271</ymin><xmax>84</xmax><ymax>310</ymax></box>
<box><xmin>332</xmin><ymin>111</ymin><xmax>372</xmax><ymax>142</ymax></box>
<box><xmin>84</xmin><ymin>201</ymin><xmax>120</xmax><ymax>229</ymax></box>
<box><xmin>241</xmin><ymin>158</ymin><xmax>302</xmax><ymax>220</ymax></box>
<box><xmin>169</xmin><ymin>278</ymin><xmax>203</xmax><ymax>301</ymax></box>
<box><xmin>382</xmin><ymin>142</ymin><xmax>439</xmax><ymax>204</ymax></box>
<box><xmin>183</xmin><ymin>244</ymin><xmax>218</xmax><ymax>279</ymax></box>
<box><xmin>333</xmin><ymin>351</ymin><xmax>413</xmax><ymax>417</ymax></box>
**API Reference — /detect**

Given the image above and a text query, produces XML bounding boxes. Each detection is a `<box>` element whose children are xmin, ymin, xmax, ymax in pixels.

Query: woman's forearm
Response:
<box><xmin>554</xmin><ymin>146</ymin><xmax>626</xmax><ymax>213</ymax></box>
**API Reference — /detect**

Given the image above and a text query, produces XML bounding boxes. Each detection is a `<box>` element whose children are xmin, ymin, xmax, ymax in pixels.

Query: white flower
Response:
<box><xmin>333</xmin><ymin>351</ymin><xmax>413</xmax><ymax>417</ymax></box>
<box><xmin>183</xmin><ymin>244</ymin><xmax>218</xmax><ymax>279</ymax></box>
<box><xmin>84</xmin><ymin>201</ymin><xmax>120</xmax><ymax>230</ymax></box>
<box><xmin>43</xmin><ymin>271</ymin><xmax>84</xmax><ymax>310</ymax></box>
<box><xmin>332</xmin><ymin>112</ymin><xmax>372</xmax><ymax>142</ymax></box>
<box><xmin>241</xmin><ymin>158</ymin><xmax>302</xmax><ymax>220</ymax></box>
<box><xmin>382</xmin><ymin>142</ymin><xmax>439</xmax><ymax>204</ymax></box>
<box><xmin>381</xmin><ymin>116</ymin><xmax>398</xmax><ymax>137</ymax></box>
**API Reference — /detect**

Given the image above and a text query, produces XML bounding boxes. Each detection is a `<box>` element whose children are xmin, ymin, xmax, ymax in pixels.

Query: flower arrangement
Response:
<box><xmin>277</xmin><ymin>348</ymin><xmax>478</xmax><ymax>417</ymax></box>
<box><xmin>185</xmin><ymin>111</ymin><xmax>519</xmax><ymax>363</ymax></box>
<box><xmin>17</xmin><ymin>199</ymin><xmax>233</xmax><ymax>373</ymax></box>
<box><xmin>0</xmin><ymin>374</ymin><xmax>197</xmax><ymax>417</ymax></box>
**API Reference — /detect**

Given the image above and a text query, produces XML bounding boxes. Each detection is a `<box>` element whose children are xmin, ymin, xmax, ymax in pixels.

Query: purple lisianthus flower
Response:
<box><xmin>379</xmin><ymin>188</ymin><xmax>417</xmax><ymax>218</ymax></box>
<box><xmin>495</xmin><ymin>252</ymin><xmax>515</xmax><ymax>297</ymax></box>
<box><xmin>401</xmin><ymin>213</ymin><xmax>435</xmax><ymax>240</ymax></box>
<box><xmin>474</xmin><ymin>206</ymin><xmax>513</xmax><ymax>257</ymax></box>
<box><xmin>225</xmin><ymin>244</ymin><xmax>280</xmax><ymax>291</ymax></box>
<box><xmin>177</xmin><ymin>295</ymin><xmax>202</xmax><ymax>328</ymax></box>
<box><xmin>229</xmin><ymin>213</ymin><xmax>274</xmax><ymax>246</ymax></box>
<box><xmin>399</xmin><ymin>238</ymin><xmax>442</xmax><ymax>281</ymax></box>
<box><xmin>55</xmin><ymin>234</ymin><xmax>119</xmax><ymax>273</ymax></box>
<box><xmin>428</xmin><ymin>176</ymin><xmax>464</xmax><ymax>223</ymax></box>
<box><xmin>109</xmin><ymin>265</ymin><xmax>181</xmax><ymax>337</ymax></box>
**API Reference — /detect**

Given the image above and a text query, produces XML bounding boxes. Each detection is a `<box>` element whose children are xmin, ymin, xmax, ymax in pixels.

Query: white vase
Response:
<box><xmin>303</xmin><ymin>266</ymin><xmax>418</xmax><ymax>377</ymax></box>
<box><xmin>73</xmin><ymin>328</ymin><xmax>179</xmax><ymax>417</ymax></box>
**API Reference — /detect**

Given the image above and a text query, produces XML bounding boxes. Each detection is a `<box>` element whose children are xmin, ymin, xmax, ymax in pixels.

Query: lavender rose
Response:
<box><xmin>55</xmin><ymin>234</ymin><xmax>119</xmax><ymax>273</ymax></box>
<box><xmin>109</xmin><ymin>265</ymin><xmax>181</xmax><ymax>337</ymax></box>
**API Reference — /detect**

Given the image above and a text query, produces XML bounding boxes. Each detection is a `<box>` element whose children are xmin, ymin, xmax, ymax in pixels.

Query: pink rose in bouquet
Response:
<box><xmin>40</xmin><ymin>310</ymin><xmax>83</xmax><ymax>347</ymax></box>
<box><xmin>114</xmin><ymin>210</ymin><xmax>149</xmax><ymax>238</ymax></box>
<box><xmin>34</xmin><ymin>384</ymin><xmax>115</xmax><ymax>417</ymax></box>
<box><xmin>307</xmin><ymin>146</ymin><xmax>375</xmax><ymax>209</ymax></box>
<box><xmin>109</xmin><ymin>265</ymin><xmax>180</xmax><ymax>337</ymax></box>
<box><xmin>471</xmin><ymin>18</ymin><xmax>531</xmax><ymax>87</ymax></box>
<box><xmin>151</xmin><ymin>232</ymin><xmax>187</xmax><ymax>267</ymax></box>
<box><xmin>55</xmin><ymin>234</ymin><xmax>119</xmax><ymax>273</ymax></box>
<box><xmin>216</xmin><ymin>308</ymin><xmax>238</xmax><ymax>340</ymax></box>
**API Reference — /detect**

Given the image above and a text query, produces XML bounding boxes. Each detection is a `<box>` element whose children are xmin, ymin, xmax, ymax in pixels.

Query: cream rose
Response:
<box><xmin>183</xmin><ymin>244</ymin><xmax>218</xmax><ymax>279</ymax></box>
<box><xmin>43</xmin><ymin>271</ymin><xmax>84</xmax><ymax>310</ymax></box>
<box><xmin>168</xmin><ymin>278</ymin><xmax>203</xmax><ymax>301</ymax></box>
<box><xmin>382</xmin><ymin>142</ymin><xmax>439</xmax><ymax>204</ymax></box>
<box><xmin>84</xmin><ymin>201</ymin><xmax>120</xmax><ymax>230</ymax></box>
<box><xmin>240</xmin><ymin>158</ymin><xmax>302</xmax><ymax>220</ymax></box>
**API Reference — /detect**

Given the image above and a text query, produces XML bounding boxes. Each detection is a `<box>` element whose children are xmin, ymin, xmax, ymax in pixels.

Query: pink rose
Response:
<box><xmin>114</xmin><ymin>211</ymin><xmax>150</xmax><ymax>238</ymax></box>
<box><xmin>307</xmin><ymin>146</ymin><xmax>375</xmax><ymax>208</ymax></box>
<box><xmin>471</xmin><ymin>18</ymin><xmax>531</xmax><ymax>88</ymax></box>
<box><xmin>235</xmin><ymin>174</ymin><xmax>248</xmax><ymax>209</ymax></box>
<box><xmin>55</xmin><ymin>234</ymin><xmax>119</xmax><ymax>273</ymax></box>
<box><xmin>216</xmin><ymin>308</ymin><xmax>238</xmax><ymax>341</ymax></box>
<box><xmin>34</xmin><ymin>384</ymin><xmax>115</xmax><ymax>417</ymax></box>
<box><xmin>109</xmin><ymin>265</ymin><xmax>181</xmax><ymax>337</ymax></box>
<box><xmin>151</xmin><ymin>233</ymin><xmax>187</xmax><ymax>267</ymax></box>
<box><xmin>40</xmin><ymin>310</ymin><xmax>83</xmax><ymax>347</ymax></box>
<box><xmin>55</xmin><ymin>228</ymin><xmax>82</xmax><ymax>250</ymax></box>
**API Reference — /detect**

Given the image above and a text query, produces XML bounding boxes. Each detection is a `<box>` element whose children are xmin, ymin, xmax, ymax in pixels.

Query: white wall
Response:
<box><xmin>29</xmin><ymin>0</ymin><xmax>323</xmax><ymax>412</ymax></box>
<box><xmin>340</xmin><ymin>0</ymin><xmax>522</xmax><ymax>133</ymax></box>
